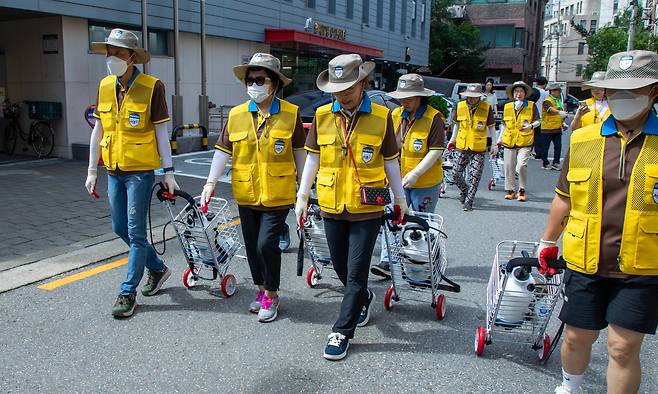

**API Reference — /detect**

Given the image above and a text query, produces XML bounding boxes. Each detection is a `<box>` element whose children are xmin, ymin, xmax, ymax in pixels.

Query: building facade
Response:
<box><xmin>0</xmin><ymin>0</ymin><xmax>430</xmax><ymax>159</ymax></box>
<box><xmin>459</xmin><ymin>0</ymin><xmax>545</xmax><ymax>83</ymax></box>
<box><xmin>541</xmin><ymin>0</ymin><xmax>601</xmax><ymax>86</ymax></box>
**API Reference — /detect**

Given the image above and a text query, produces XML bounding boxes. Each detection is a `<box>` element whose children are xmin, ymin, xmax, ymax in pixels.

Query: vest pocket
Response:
<box><xmin>99</xmin><ymin>135</ymin><xmax>110</xmax><ymax>167</ymax></box>
<box><xmin>97</xmin><ymin>102</ymin><xmax>114</xmax><ymax>130</ymax></box>
<box><xmin>643</xmin><ymin>165</ymin><xmax>658</xmax><ymax>205</ymax></box>
<box><xmin>318</xmin><ymin>132</ymin><xmax>337</xmax><ymax>165</ymax></box>
<box><xmin>567</xmin><ymin>168</ymin><xmax>592</xmax><ymax>210</ymax></box>
<box><xmin>266</xmin><ymin>163</ymin><xmax>296</xmax><ymax>201</ymax></box>
<box><xmin>563</xmin><ymin>214</ymin><xmax>588</xmax><ymax>269</ymax></box>
<box><xmin>357</xmin><ymin>134</ymin><xmax>382</xmax><ymax>165</ymax></box>
<box><xmin>232</xmin><ymin>166</ymin><xmax>256</xmax><ymax>203</ymax></box>
<box><xmin>269</xmin><ymin>129</ymin><xmax>292</xmax><ymax>157</ymax></box>
<box><xmin>316</xmin><ymin>169</ymin><xmax>336</xmax><ymax>210</ymax></box>
<box><xmin>358</xmin><ymin>167</ymin><xmax>386</xmax><ymax>187</ymax></box>
<box><xmin>121</xmin><ymin>131</ymin><xmax>158</xmax><ymax>168</ymax></box>
<box><xmin>634</xmin><ymin>216</ymin><xmax>658</xmax><ymax>270</ymax></box>
<box><xmin>124</xmin><ymin>103</ymin><xmax>148</xmax><ymax>131</ymax></box>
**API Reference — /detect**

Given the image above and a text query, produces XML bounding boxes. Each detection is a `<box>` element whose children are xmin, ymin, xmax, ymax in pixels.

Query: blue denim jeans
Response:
<box><xmin>107</xmin><ymin>171</ymin><xmax>164</xmax><ymax>295</ymax></box>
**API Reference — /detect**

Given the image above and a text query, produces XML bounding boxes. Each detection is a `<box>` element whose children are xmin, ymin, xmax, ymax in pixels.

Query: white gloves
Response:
<box><xmin>85</xmin><ymin>168</ymin><xmax>98</xmax><ymax>198</ymax></box>
<box><xmin>295</xmin><ymin>193</ymin><xmax>309</xmax><ymax>228</ymax></box>
<box><xmin>520</xmin><ymin>123</ymin><xmax>533</xmax><ymax>131</ymax></box>
<box><xmin>201</xmin><ymin>182</ymin><xmax>216</xmax><ymax>206</ymax></box>
<box><xmin>163</xmin><ymin>172</ymin><xmax>179</xmax><ymax>194</ymax></box>
<box><xmin>402</xmin><ymin>170</ymin><xmax>420</xmax><ymax>189</ymax></box>
<box><xmin>559</xmin><ymin>110</ymin><xmax>567</xmax><ymax>119</ymax></box>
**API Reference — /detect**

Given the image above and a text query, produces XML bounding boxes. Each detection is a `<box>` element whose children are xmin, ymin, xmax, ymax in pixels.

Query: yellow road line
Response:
<box><xmin>38</xmin><ymin>258</ymin><xmax>128</xmax><ymax>291</ymax></box>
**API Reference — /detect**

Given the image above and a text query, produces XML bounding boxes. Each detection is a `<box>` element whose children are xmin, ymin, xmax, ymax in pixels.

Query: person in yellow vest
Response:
<box><xmin>538</xmin><ymin>50</ymin><xmax>658</xmax><ymax>394</ymax></box>
<box><xmin>540</xmin><ymin>83</ymin><xmax>568</xmax><ymax>170</ymax></box>
<box><xmin>295</xmin><ymin>54</ymin><xmax>406</xmax><ymax>361</ymax></box>
<box><xmin>84</xmin><ymin>29</ymin><xmax>177</xmax><ymax>318</ymax></box>
<box><xmin>200</xmin><ymin>53</ymin><xmax>306</xmax><ymax>323</ymax></box>
<box><xmin>447</xmin><ymin>83</ymin><xmax>496</xmax><ymax>211</ymax></box>
<box><xmin>570</xmin><ymin>71</ymin><xmax>609</xmax><ymax>130</ymax></box>
<box><xmin>493</xmin><ymin>81</ymin><xmax>540</xmax><ymax>202</ymax></box>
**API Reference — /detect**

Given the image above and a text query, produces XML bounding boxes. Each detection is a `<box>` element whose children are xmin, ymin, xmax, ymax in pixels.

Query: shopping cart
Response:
<box><xmin>439</xmin><ymin>149</ymin><xmax>456</xmax><ymax>197</ymax></box>
<box><xmin>156</xmin><ymin>184</ymin><xmax>242</xmax><ymax>297</ymax></box>
<box><xmin>381</xmin><ymin>210</ymin><xmax>461</xmax><ymax>320</ymax></box>
<box><xmin>474</xmin><ymin>240</ymin><xmax>566</xmax><ymax>362</ymax></box>
<box><xmin>298</xmin><ymin>198</ymin><xmax>333</xmax><ymax>288</ymax></box>
<box><xmin>487</xmin><ymin>148</ymin><xmax>505</xmax><ymax>190</ymax></box>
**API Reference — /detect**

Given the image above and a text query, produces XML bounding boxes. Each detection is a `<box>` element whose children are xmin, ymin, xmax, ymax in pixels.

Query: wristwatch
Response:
<box><xmin>163</xmin><ymin>167</ymin><xmax>175</xmax><ymax>173</ymax></box>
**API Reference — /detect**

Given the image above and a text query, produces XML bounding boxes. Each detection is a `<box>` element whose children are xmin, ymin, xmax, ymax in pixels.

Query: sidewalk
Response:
<box><xmin>0</xmin><ymin>158</ymin><xmax>207</xmax><ymax>271</ymax></box>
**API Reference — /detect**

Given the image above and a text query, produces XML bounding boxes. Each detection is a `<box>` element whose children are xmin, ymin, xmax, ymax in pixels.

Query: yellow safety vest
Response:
<box><xmin>392</xmin><ymin>106</ymin><xmax>444</xmax><ymax>188</ymax></box>
<box><xmin>315</xmin><ymin>102</ymin><xmax>389</xmax><ymax>214</ymax></box>
<box><xmin>562</xmin><ymin>123</ymin><xmax>658</xmax><ymax>275</ymax></box>
<box><xmin>96</xmin><ymin>72</ymin><xmax>161</xmax><ymax>171</ymax></box>
<box><xmin>455</xmin><ymin>100</ymin><xmax>490</xmax><ymax>153</ymax></box>
<box><xmin>226</xmin><ymin>99</ymin><xmax>299</xmax><ymax>207</ymax></box>
<box><xmin>542</xmin><ymin>95</ymin><xmax>563</xmax><ymax>130</ymax></box>
<box><xmin>580</xmin><ymin>98</ymin><xmax>610</xmax><ymax>128</ymax></box>
<box><xmin>501</xmin><ymin>101</ymin><xmax>535</xmax><ymax>148</ymax></box>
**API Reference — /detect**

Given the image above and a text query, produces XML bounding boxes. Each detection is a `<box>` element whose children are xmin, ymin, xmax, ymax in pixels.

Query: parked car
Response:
<box><xmin>286</xmin><ymin>90</ymin><xmax>400</xmax><ymax>132</ymax></box>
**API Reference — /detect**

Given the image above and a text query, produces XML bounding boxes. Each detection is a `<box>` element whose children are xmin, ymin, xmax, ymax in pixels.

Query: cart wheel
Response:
<box><xmin>538</xmin><ymin>334</ymin><xmax>551</xmax><ymax>362</ymax></box>
<box><xmin>487</xmin><ymin>179</ymin><xmax>494</xmax><ymax>190</ymax></box>
<box><xmin>384</xmin><ymin>286</ymin><xmax>395</xmax><ymax>310</ymax></box>
<box><xmin>182</xmin><ymin>266</ymin><xmax>197</xmax><ymax>289</ymax></box>
<box><xmin>220</xmin><ymin>274</ymin><xmax>237</xmax><ymax>298</ymax></box>
<box><xmin>306</xmin><ymin>266</ymin><xmax>319</xmax><ymax>288</ymax></box>
<box><xmin>435</xmin><ymin>294</ymin><xmax>446</xmax><ymax>320</ymax></box>
<box><xmin>475</xmin><ymin>325</ymin><xmax>486</xmax><ymax>356</ymax></box>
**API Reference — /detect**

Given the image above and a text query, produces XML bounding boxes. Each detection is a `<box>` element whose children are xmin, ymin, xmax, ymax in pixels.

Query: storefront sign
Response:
<box><xmin>313</xmin><ymin>22</ymin><xmax>346</xmax><ymax>41</ymax></box>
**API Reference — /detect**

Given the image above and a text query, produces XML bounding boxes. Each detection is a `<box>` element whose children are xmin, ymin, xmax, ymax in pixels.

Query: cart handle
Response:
<box><xmin>308</xmin><ymin>197</ymin><xmax>319</xmax><ymax>206</ymax></box>
<box><xmin>156</xmin><ymin>182</ymin><xmax>197</xmax><ymax>207</ymax></box>
<box><xmin>505</xmin><ymin>257</ymin><xmax>567</xmax><ymax>272</ymax></box>
<box><xmin>382</xmin><ymin>211</ymin><xmax>430</xmax><ymax>232</ymax></box>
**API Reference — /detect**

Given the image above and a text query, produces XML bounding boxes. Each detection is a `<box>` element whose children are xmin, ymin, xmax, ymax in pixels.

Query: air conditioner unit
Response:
<box><xmin>448</xmin><ymin>5</ymin><xmax>466</xmax><ymax>19</ymax></box>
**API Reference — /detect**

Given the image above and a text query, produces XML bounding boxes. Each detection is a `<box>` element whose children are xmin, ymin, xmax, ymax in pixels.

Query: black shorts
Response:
<box><xmin>559</xmin><ymin>269</ymin><xmax>658</xmax><ymax>335</ymax></box>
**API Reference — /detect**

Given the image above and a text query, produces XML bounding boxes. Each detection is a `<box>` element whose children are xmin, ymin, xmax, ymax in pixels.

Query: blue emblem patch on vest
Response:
<box><xmin>413</xmin><ymin>139</ymin><xmax>423</xmax><ymax>152</ymax></box>
<box><xmin>653</xmin><ymin>182</ymin><xmax>658</xmax><ymax>204</ymax></box>
<box><xmin>362</xmin><ymin>146</ymin><xmax>374</xmax><ymax>163</ymax></box>
<box><xmin>129</xmin><ymin>113</ymin><xmax>140</xmax><ymax>127</ymax></box>
<box><xmin>274</xmin><ymin>139</ymin><xmax>285</xmax><ymax>155</ymax></box>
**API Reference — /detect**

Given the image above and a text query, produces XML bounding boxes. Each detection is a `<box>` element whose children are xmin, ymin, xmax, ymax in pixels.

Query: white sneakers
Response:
<box><xmin>554</xmin><ymin>386</ymin><xmax>583</xmax><ymax>394</ymax></box>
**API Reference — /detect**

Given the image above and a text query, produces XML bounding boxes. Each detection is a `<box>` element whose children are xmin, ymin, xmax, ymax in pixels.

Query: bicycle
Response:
<box><xmin>2</xmin><ymin>100</ymin><xmax>58</xmax><ymax>158</ymax></box>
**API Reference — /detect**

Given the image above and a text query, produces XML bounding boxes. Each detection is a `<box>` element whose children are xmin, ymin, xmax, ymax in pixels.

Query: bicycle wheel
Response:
<box><xmin>3</xmin><ymin>122</ymin><xmax>17</xmax><ymax>155</ymax></box>
<box><xmin>30</xmin><ymin>121</ymin><xmax>55</xmax><ymax>158</ymax></box>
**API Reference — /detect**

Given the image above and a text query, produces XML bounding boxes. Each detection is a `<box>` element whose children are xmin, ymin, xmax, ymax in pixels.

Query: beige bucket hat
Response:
<box><xmin>233</xmin><ymin>53</ymin><xmax>292</xmax><ymax>87</ymax></box>
<box><xmin>546</xmin><ymin>82</ymin><xmax>562</xmax><ymax>91</ymax></box>
<box><xmin>388</xmin><ymin>74</ymin><xmax>435</xmax><ymax>99</ymax></box>
<box><xmin>505</xmin><ymin>81</ymin><xmax>531</xmax><ymax>99</ymax></box>
<box><xmin>460</xmin><ymin>83</ymin><xmax>484</xmax><ymax>98</ymax></box>
<box><xmin>316</xmin><ymin>54</ymin><xmax>375</xmax><ymax>93</ymax></box>
<box><xmin>91</xmin><ymin>28</ymin><xmax>150</xmax><ymax>64</ymax></box>
<box><xmin>581</xmin><ymin>71</ymin><xmax>606</xmax><ymax>90</ymax></box>
<box><xmin>588</xmin><ymin>50</ymin><xmax>658</xmax><ymax>90</ymax></box>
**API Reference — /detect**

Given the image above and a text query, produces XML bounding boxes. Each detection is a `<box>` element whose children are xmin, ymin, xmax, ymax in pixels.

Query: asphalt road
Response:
<box><xmin>1</xmin><ymin>148</ymin><xmax>656</xmax><ymax>393</ymax></box>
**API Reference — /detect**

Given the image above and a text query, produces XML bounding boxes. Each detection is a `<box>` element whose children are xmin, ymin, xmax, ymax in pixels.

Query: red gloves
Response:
<box><xmin>447</xmin><ymin>141</ymin><xmax>456</xmax><ymax>151</ymax></box>
<box><xmin>538</xmin><ymin>240</ymin><xmax>559</xmax><ymax>276</ymax></box>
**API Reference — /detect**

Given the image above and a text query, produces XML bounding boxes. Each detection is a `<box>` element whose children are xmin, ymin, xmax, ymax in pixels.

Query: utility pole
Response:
<box><xmin>555</xmin><ymin>0</ymin><xmax>561</xmax><ymax>81</ymax></box>
<box><xmin>199</xmin><ymin>0</ymin><xmax>209</xmax><ymax>130</ymax></box>
<box><xmin>628</xmin><ymin>0</ymin><xmax>638</xmax><ymax>50</ymax></box>
<box><xmin>173</xmin><ymin>0</ymin><xmax>183</xmax><ymax>127</ymax></box>
<box><xmin>141</xmin><ymin>0</ymin><xmax>149</xmax><ymax>74</ymax></box>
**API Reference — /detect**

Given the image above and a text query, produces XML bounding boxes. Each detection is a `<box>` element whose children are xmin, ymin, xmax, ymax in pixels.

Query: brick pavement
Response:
<box><xmin>0</xmin><ymin>159</ymin><xmax>208</xmax><ymax>267</ymax></box>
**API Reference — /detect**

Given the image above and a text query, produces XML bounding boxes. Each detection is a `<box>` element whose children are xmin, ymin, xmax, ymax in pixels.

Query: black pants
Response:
<box><xmin>532</xmin><ymin>128</ymin><xmax>542</xmax><ymax>157</ymax></box>
<box><xmin>238</xmin><ymin>206</ymin><xmax>289</xmax><ymax>292</ymax></box>
<box><xmin>324</xmin><ymin>217</ymin><xmax>381</xmax><ymax>339</ymax></box>
<box><xmin>539</xmin><ymin>132</ymin><xmax>562</xmax><ymax>166</ymax></box>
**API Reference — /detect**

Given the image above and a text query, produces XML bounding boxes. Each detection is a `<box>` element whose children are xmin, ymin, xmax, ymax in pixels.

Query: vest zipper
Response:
<box><xmin>618</xmin><ymin>138</ymin><xmax>626</xmax><ymax>181</ymax></box>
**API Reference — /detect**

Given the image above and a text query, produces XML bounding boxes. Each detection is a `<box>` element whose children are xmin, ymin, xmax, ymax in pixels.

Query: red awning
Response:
<box><xmin>265</xmin><ymin>29</ymin><xmax>384</xmax><ymax>58</ymax></box>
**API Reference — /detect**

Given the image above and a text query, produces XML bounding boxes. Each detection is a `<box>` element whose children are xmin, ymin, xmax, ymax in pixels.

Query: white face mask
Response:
<box><xmin>247</xmin><ymin>84</ymin><xmax>271</xmax><ymax>103</ymax></box>
<box><xmin>106</xmin><ymin>56</ymin><xmax>129</xmax><ymax>76</ymax></box>
<box><xmin>514</xmin><ymin>99</ymin><xmax>524</xmax><ymax>109</ymax></box>
<box><xmin>607</xmin><ymin>90</ymin><xmax>652</xmax><ymax>121</ymax></box>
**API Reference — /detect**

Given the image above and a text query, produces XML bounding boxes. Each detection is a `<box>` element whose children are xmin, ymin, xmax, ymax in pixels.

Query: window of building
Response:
<box><xmin>579</xmin><ymin>19</ymin><xmax>586</xmax><ymax>28</ymax></box>
<box><xmin>347</xmin><ymin>0</ymin><xmax>354</xmax><ymax>19</ymax></box>
<box><xmin>401</xmin><ymin>0</ymin><xmax>407</xmax><ymax>35</ymax></box>
<box><xmin>411</xmin><ymin>0</ymin><xmax>417</xmax><ymax>37</ymax></box>
<box><xmin>363</xmin><ymin>0</ymin><xmax>370</xmax><ymax>24</ymax></box>
<box><xmin>569</xmin><ymin>4</ymin><xmax>574</xmax><ymax>15</ymax></box>
<box><xmin>376</xmin><ymin>0</ymin><xmax>384</xmax><ymax>27</ymax></box>
<box><xmin>576</xmin><ymin>64</ymin><xmax>583</xmax><ymax>76</ymax></box>
<box><xmin>420</xmin><ymin>0</ymin><xmax>427</xmax><ymax>40</ymax></box>
<box><xmin>613</xmin><ymin>0</ymin><xmax>619</xmax><ymax>13</ymax></box>
<box><xmin>307</xmin><ymin>0</ymin><xmax>315</xmax><ymax>8</ymax></box>
<box><xmin>479</xmin><ymin>24</ymin><xmax>514</xmax><ymax>48</ymax></box>
<box><xmin>577</xmin><ymin>42</ymin><xmax>585</xmax><ymax>55</ymax></box>
<box><xmin>389</xmin><ymin>0</ymin><xmax>396</xmax><ymax>31</ymax></box>
<box><xmin>514</xmin><ymin>27</ymin><xmax>525</xmax><ymax>48</ymax></box>
<box><xmin>328</xmin><ymin>0</ymin><xmax>336</xmax><ymax>14</ymax></box>
<box><xmin>88</xmin><ymin>22</ymin><xmax>169</xmax><ymax>56</ymax></box>
<box><xmin>590</xmin><ymin>19</ymin><xmax>596</xmax><ymax>32</ymax></box>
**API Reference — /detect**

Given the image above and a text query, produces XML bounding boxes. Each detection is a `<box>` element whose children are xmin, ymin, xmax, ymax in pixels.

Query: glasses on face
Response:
<box><xmin>245</xmin><ymin>76</ymin><xmax>271</xmax><ymax>86</ymax></box>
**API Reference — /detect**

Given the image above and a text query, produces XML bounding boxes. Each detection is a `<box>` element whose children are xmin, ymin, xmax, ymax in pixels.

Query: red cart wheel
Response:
<box><xmin>435</xmin><ymin>294</ymin><xmax>446</xmax><ymax>320</ymax></box>
<box><xmin>538</xmin><ymin>334</ymin><xmax>551</xmax><ymax>362</ymax></box>
<box><xmin>182</xmin><ymin>266</ymin><xmax>197</xmax><ymax>289</ymax></box>
<box><xmin>475</xmin><ymin>325</ymin><xmax>486</xmax><ymax>356</ymax></box>
<box><xmin>487</xmin><ymin>179</ymin><xmax>494</xmax><ymax>190</ymax></box>
<box><xmin>383</xmin><ymin>286</ymin><xmax>395</xmax><ymax>310</ymax></box>
<box><xmin>306</xmin><ymin>266</ymin><xmax>319</xmax><ymax>288</ymax></box>
<box><xmin>220</xmin><ymin>274</ymin><xmax>237</xmax><ymax>298</ymax></box>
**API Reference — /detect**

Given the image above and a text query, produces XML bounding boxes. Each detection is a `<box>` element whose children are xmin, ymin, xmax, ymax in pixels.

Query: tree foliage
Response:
<box><xmin>428</xmin><ymin>0</ymin><xmax>486</xmax><ymax>80</ymax></box>
<box><xmin>581</xmin><ymin>8</ymin><xmax>658</xmax><ymax>78</ymax></box>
